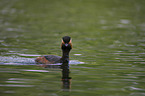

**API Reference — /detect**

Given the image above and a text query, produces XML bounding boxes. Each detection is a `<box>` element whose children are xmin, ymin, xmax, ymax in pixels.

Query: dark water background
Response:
<box><xmin>0</xmin><ymin>0</ymin><xmax>145</xmax><ymax>96</ymax></box>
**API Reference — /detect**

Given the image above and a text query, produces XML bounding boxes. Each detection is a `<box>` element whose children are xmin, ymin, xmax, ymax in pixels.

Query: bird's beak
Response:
<box><xmin>64</xmin><ymin>43</ymin><xmax>69</xmax><ymax>47</ymax></box>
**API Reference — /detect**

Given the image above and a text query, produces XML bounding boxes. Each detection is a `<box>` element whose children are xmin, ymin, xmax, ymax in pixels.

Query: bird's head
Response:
<box><xmin>61</xmin><ymin>36</ymin><xmax>72</xmax><ymax>50</ymax></box>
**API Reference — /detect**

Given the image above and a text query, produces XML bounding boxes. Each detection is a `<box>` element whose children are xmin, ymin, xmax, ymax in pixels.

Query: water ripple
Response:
<box><xmin>0</xmin><ymin>84</ymin><xmax>34</xmax><ymax>87</ymax></box>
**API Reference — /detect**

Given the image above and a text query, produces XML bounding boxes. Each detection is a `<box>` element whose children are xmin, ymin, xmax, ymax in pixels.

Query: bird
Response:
<box><xmin>35</xmin><ymin>36</ymin><xmax>72</xmax><ymax>64</ymax></box>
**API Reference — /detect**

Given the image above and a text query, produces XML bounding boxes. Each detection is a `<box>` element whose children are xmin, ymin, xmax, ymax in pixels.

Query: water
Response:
<box><xmin>0</xmin><ymin>0</ymin><xmax>145</xmax><ymax>96</ymax></box>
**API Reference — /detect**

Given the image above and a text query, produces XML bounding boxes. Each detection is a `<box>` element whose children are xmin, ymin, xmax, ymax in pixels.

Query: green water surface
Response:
<box><xmin>0</xmin><ymin>0</ymin><xmax>145</xmax><ymax>96</ymax></box>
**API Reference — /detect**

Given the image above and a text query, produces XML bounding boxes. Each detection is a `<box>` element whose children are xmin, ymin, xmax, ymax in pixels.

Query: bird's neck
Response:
<box><xmin>61</xmin><ymin>50</ymin><xmax>70</xmax><ymax>63</ymax></box>
<box><xmin>62</xmin><ymin>50</ymin><xmax>70</xmax><ymax>59</ymax></box>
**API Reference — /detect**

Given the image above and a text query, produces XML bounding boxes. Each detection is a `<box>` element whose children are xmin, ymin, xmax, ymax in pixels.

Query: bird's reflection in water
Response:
<box><xmin>40</xmin><ymin>62</ymin><xmax>71</xmax><ymax>91</ymax></box>
<box><xmin>61</xmin><ymin>62</ymin><xmax>71</xmax><ymax>91</ymax></box>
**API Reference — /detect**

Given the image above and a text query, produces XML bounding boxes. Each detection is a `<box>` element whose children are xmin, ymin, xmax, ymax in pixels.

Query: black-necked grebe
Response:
<box><xmin>35</xmin><ymin>36</ymin><xmax>72</xmax><ymax>64</ymax></box>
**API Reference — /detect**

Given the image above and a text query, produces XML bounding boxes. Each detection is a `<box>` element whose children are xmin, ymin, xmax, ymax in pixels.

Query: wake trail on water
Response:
<box><xmin>0</xmin><ymin>56</ymin><xmax>84</xmax><ymax>65</ymax></box>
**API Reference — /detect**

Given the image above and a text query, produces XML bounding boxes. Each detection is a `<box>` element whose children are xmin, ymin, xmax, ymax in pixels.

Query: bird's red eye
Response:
<box><xmin>68</xmin><ymin>40</ymin><xmax>72</xmax><ymax>48</ymax></box>
<box><xmin>62</xmin><ymin>40</ymin><xmax>65</xmax><ymax>44</ymax></box>
<box><xmin>68</xmin><ymin>40</ymin><xmax>72</xmax><ymax>44</ymax></box>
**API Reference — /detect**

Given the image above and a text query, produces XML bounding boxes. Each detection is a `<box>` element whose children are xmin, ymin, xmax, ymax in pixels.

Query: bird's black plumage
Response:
<box><xmin>35</xmin><ymin>36</ymin><xmax>72</xmax><ymax>64</ymax></box>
